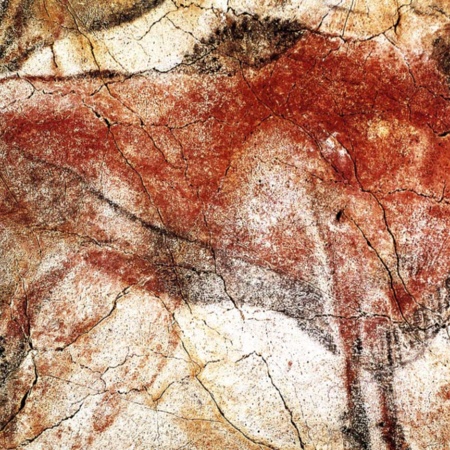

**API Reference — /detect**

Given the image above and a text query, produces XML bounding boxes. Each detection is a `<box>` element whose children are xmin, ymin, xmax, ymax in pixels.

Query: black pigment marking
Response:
<box><xmin>343</xmin><ymin>380</ymin><xmax>372</xmax><ymax>450</ymax></box>
<box><xmin>183</xmin><ymin>14</ymin><xmax>305</xmax><ymax>73</ymax></box>
<box><xmin>373</xmin><ymin>331</ymin><xmax>411</xmax><ymax>450</ymax></box>
<box><xmin>176</xmin><ymin>254</ymin><xmax>337</xmax><ymax>352</ymax></box>
<box><xmin>0</xmin><ymin>333</ymin><xmax>28</xmax><ymax>386</ymax></box>
<box><xmin>0</xmin><ymin>0</ymin><xmax>10</xmax><ymax>24</ymax></box>
<box><xmin>78</xmin><ymin>0</ymin><xmax>166</xmax><ymax>31</ymax></box>
<box><xmin>432</xmin><ymin>36</ymin><xmax>450</xmax><ymax>78</ymax></box>
<box><xmin>0</xmin><ymin>333</ymin><xmax>29</xmax><ymax>428</ymax></box>
<box><xmin>0</xmin><ymin>0</ymin><xmax>34</xmax><ymax>71</ymax></box>
<box><xmin>446</xmin><ymin>276</ymin><xmax>450</xmax><ymax>290</ymax></box>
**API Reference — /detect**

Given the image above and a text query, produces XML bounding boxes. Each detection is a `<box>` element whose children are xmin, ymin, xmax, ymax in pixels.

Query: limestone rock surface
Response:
<box><xmin>2</xmin><ymin>1</ymin><xmax>450</xmax><ymax>449</ymax></box>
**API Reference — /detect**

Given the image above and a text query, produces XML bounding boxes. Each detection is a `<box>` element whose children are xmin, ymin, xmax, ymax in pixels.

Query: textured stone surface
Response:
<box><xmin>2</xmin><ymin>1</ymin><xmax>450</xmax><ymax>449</ymax></box>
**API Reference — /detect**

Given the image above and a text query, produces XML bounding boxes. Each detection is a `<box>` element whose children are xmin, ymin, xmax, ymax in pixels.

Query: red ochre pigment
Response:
<box><xmin>2</xmin><ymin>30</ymin><xmax>450</xmax><ymax>448</ymax></box>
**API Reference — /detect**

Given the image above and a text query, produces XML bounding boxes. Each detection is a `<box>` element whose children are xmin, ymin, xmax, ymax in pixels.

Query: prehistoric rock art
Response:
<box><xmin>2</xmin><ymin>1</ymin><xmax>450</xmax><ymax>449</ymax></box>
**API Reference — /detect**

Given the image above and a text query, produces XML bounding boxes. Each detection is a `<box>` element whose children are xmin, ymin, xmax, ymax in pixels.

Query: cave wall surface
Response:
<box><xmin>2</xmin><ymin>1</ymin><xmax>450</xmax><ymax>449</ymax></box>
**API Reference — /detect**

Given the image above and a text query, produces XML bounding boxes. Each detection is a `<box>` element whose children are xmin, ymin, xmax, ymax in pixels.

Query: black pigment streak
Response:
<box><xmin>80</xmin><ymin>0</ymin><xmax>166</xmax><ymax>31</ymax></box>
<box><xmin>343</xmin><ymin>381</ymin><xmax>372</xmax><ymax>450</ymax></box>
<box><xmin>433</xmin><ymin>34</ymin><xmax>450</xmax><ymax>79</ymax></box>
<box><xmin>183</xmin><ymin>14</ymin><xmax>305</xmax><ymax>73</ymax></box>
<box><xmin>176</xmin><ymin>255</ymin><xmax>337</xmax><ymax>353</ymax></box>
